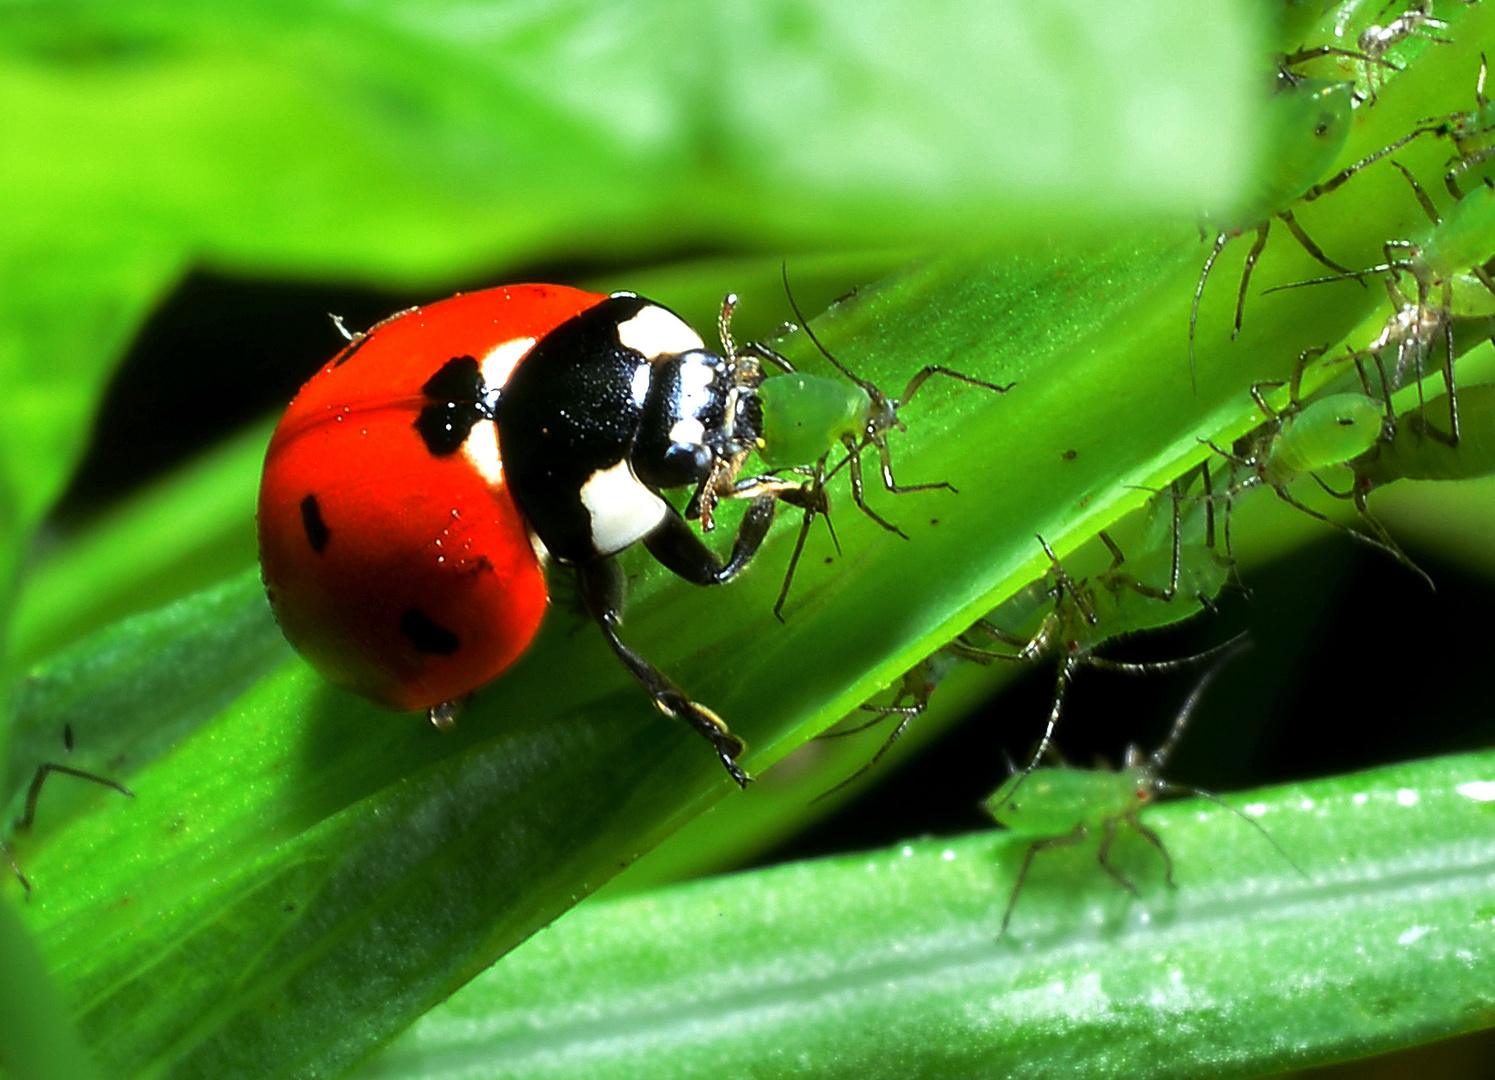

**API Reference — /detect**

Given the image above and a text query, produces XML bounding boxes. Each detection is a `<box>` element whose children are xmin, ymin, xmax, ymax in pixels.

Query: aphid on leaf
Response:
<box><xmin>984</xmin><ymin>638</ymin><xmax>1300</xmax><ymax>934</ymax></box>
<box><xmin>1267</xmin><ymin>161</ymin><xmax>1495</xmax><ymax>446</ymax></box>
<box><xmin>751</xmin><ymin>272</ymin><xmax>1013</xmax><ymax>619</ymax></box>
<box><xmin>1202</xmin><ymin>348</ymin><xmax>1431</xmax><ymax>586</ymax></box>
<box><xmin>818</xmin><ymin>470</ymin><xmax>1240</xmax><ymax>797</ymax></box>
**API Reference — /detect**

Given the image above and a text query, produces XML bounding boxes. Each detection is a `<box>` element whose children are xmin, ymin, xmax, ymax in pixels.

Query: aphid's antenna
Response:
<box><xmin>330</xmin><ymin>313</ymin><xmax>355</xmax><ymax>341</ymax></box>
<box><xmin>1155</xmin><ymin>780</ymin><xmax>1310</xmax><ymax>879</ymax></box>
<box><xmin>1262</xmin><ymin>262</ymin><xmax>1400</xmax><ymax>294</ymax></box>
<box><xmin>781</xmin><ymin>262</ymin><xmax>880</xmax><ymax>397</ymax></box>
<box><xmin>1148</xmin><ymin>635</ymin><xmax>1251</xmax><ymax>772</ymax></box>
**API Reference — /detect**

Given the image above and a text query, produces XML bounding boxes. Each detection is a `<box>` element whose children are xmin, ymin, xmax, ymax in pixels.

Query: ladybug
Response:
<box><xmin>258</xmin><ymin>284</ymin><xmax>811</xmax><ymax>787</ymax></box>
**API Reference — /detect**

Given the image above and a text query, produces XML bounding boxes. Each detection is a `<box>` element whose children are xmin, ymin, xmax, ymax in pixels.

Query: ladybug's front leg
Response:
<box><xmin>642</xmin><ymin>496</ymin><xmax>777</xmax><ymax>586</ymax></box>
<box><xmin>575</xmin><ymin>556</ymin><xmax>751</xmax><ymax>788</ymax></box>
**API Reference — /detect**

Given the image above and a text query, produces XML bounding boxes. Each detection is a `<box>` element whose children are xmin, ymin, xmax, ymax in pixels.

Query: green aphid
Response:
<box><xmin>964</xmin><ymin>469</ymin><xmax>1241</xmax><ymax>777</ymax></box>
<box><xmin>1205</xmin><ymin>351</ymin><xmax>1431</xmax><ymax>586</ymax></box>
<box><xmin>1270</xmin><ymin>78</ymin><xmax>1495</xmax><ymax>446</ymax></box>
<box><xmin>756</xmin><ymin>372</ymin><xmax>873</xmax><ymax>471</ymax></box>
<box><xmin>1191</xmin><ymin>69</ymin><xmax>1453</xmax><ymax>382</ymax></box>
<box><xmin>817</xmin><ymin>470</ymin><xmax>1240</xmax><ymax>799</ymax></box>
<box><xmin>984</xmin><ymin>640</ymin><xmax>1298</xmax><ymax>934</ymax></box>
<box><xmin>751</xmin><ymin>276</ymin><xmax>1012</xmax><ymax>619</ymax></box>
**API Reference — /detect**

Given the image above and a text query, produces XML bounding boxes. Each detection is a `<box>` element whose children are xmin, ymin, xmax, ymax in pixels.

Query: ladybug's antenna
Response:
<box><xmin>781</xmin><ymin>263</ymin><xmax>880</xmax><ymax>398</ymax></box>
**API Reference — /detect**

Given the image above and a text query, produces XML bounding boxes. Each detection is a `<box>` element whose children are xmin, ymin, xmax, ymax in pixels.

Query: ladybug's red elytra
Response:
<box><xmin>258</xmin><ymin>284</ymin><xmax>813</xmax><ymax>786</ymax></box>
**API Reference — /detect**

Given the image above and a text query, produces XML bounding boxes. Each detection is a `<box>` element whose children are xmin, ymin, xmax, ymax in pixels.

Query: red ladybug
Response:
<box><xmin>258</xmin><ymin>285</ymin><xmax>806</xmax><ymax>786</ymax></box>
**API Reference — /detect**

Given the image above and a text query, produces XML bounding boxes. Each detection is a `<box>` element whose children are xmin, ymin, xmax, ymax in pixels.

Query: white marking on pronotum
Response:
<box><xmin>630</xmin><ymin>365</ymin><xmax>651</xmax><ymax>407</ymax></box>
<box><xmin>579</xmin><ymin>459</ymin><xmax>668</xmax><ymax>555</ymax></box>
<box><xmin>669</xmin><ymin>418</ymin><xmax>705</xmax><ymax>446</ymax></box>
<box><xmin>462</xmin><ymin>421</ymin><xmax>503</xmax><ymax>487</ymax></box>
<box><xmin>1456</xmin><ymin>780</ymin><xmax>1495</xmax><ymax>802</ymax></box>
<box><xmin>1397</xmin><ymin>788</ymin><xmax>1419</xmax><ymax>807</ymax></box>
<box><xmin>616</xmin><ymin>304</ymin><xmax>703</xmax><ymax>360</ymax></box>
<box><xmin>481</xmin><ymin>336</ymin><xmax>536</xmax><ymax>390</ymax></box>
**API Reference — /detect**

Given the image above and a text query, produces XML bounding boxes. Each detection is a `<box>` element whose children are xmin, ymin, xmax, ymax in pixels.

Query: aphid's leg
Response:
<box><xmin>1404</xmin><ymin>278</ymin><xmax>1460</xmax><ymax>447</ymax></box>
<box><xmin>1391</xmin><ymin>161</ymin><xmax>1443</xmax><ymax>227</ymax></box>
<box><xmin>1125</xmin><ymin>816</ymin><xmax>1177</xmax><ymax>890</ymax></box>
<box><xmin>1288</xmin><ymin>344</ymin><xmax>1330</xmax><ymax>406</ymax></box>
<box><xmin>1198</xmin><ymin>436</ymin><xmax>1253</xmax><ymax>472</ymax></box>
<box><xmin>1280</xmin><ymin>45</ymin><xmax>1398</xmax><ymax>72</ymax></box>
<box><xmin>1231</xmin><ymin>223</ymin><xmax>1272</xmax><ymax>341</ymax></box>
<box><xmin>840</xmin><ymin>435</ymin><xmax>909</xmax><ymax>538</ymax></box>
<box><xmin>1095</xmin><ymin>817</ymin><xmax>1144</xmax><ymax>897</ymax></box>
<box><xmin>895</xmin><ymin>365</ymin><xmax>1014</xmax><ymax>405</ymax></box>
<box><xmin>1083</xmin><ymin>631</ymin><xmax>1250</xmax><ymax>681</ymax></box>
<box><xmin>575</xmin><ymin>556</ymin><xmax>750</xmax><ymax>787</ymax></box>
<box><xmin>15</xmin><ymin>762</ymin><xmax>134</xmax><ymax>832</ymax></box>
<box><xmin>1444</xmin><ymin>144</ymin><xmax>1495</xmax><ymax>199</ymax></box>
<box><xmin>877</xmin><ymin>444</ymin><xmax>955</xmax><ymax>495</ymax></box>
<box><xmin>1000</xmin><ymin>824</ymin><xmax>1088</xmax><ymax>936</ymax></box>
<box><xmin>4</xmin><ymin>841</ymin><xmax>29</xmax><ymax>897</ymax></box>
<box><xmin>770</xmin><ymin>459</ymin><xmax>836</xmax><ymax>622</ymax></box>
<box><xmin>1271</xmin><ymin>479</ymin><xmax>1436</xmax><ymax>589</ymax></box>
<box><xmin>1098</xmin><ymin>530</ymin><xmax>1126</xmax><ymax>573</ymax></box>
<box><xmin>1020</xmin><ymin>657</ymin><xmax>1077</xmax><ymax>779</ymax></box>
<box><xmin>1038</xmin><ymin>535</ymin><xmax>1098</xmax><ymax>626</ymax></box>
<box><xmin>812</xmin><ymin>694</ymin><xmax>930</xmax><ymax>802</ymax></box>
<box><xmin>1190</xmin><ymin>231</ymin><xmax>1232</xmax><ymax>389</ymax></box>
<box><xmin>1276</xmin><ymin>211</ymin><xmax>1360</xmax><ymax>281</ymax></box>
<box><xmin>1249</xmin><ymin>380</ymin><xmax>1286</xmax><ymax>421</ymax></box>
<box><xmin>965</xmin><ymin>619</ymin><xmax>1048</xmax><ymax>664</ymax></box>
<box><xmin>1301</xmin><ymin>125</ymin><xmax>1440</xmax><ymax>202</ymax></box>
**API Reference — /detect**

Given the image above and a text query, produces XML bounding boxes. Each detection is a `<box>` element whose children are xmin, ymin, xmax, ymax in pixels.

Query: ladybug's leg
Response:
<box><xmin>575</xmin><ymin>557</ymin><xmax>750</xmax><ymax>788</ymax></box>
<box><xmin>642</xmin><ymin>497</ymin><xmax>778</xmax><ymax>587</ymax></box>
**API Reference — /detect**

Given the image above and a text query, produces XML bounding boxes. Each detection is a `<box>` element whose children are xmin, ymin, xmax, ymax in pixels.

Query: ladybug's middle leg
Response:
<box><xmin>575</xmin><ymin>556</ymin><xmax>750</xmax><ymax>788</ymax></box>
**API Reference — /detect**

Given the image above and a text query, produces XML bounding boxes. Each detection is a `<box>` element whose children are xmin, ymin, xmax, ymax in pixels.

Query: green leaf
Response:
<box><xmin>0</xmin><ymin>898</ymin><xmax>101</xmax><ymax>1080</ymax></box>
<box><xmin>354</xmin><ymin>751</ymin><xmax>1495</xmax><ymax>1080</ymax></box>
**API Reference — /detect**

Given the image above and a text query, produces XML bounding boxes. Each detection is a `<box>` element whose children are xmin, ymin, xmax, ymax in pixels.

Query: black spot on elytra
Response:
<box><xmin>415</xmin><ymin>356</ymin><xmax>486</xmax><ymax>456</ymax></box>
<box><xmin>400</xmin><ymin>609</ymin><xmax>460</xmax><ymax>655</ymax></box>
<box><xmin>300</xmin><ymin>494</ymin><xmax>331</xmax><ymax>553</ymax></box>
